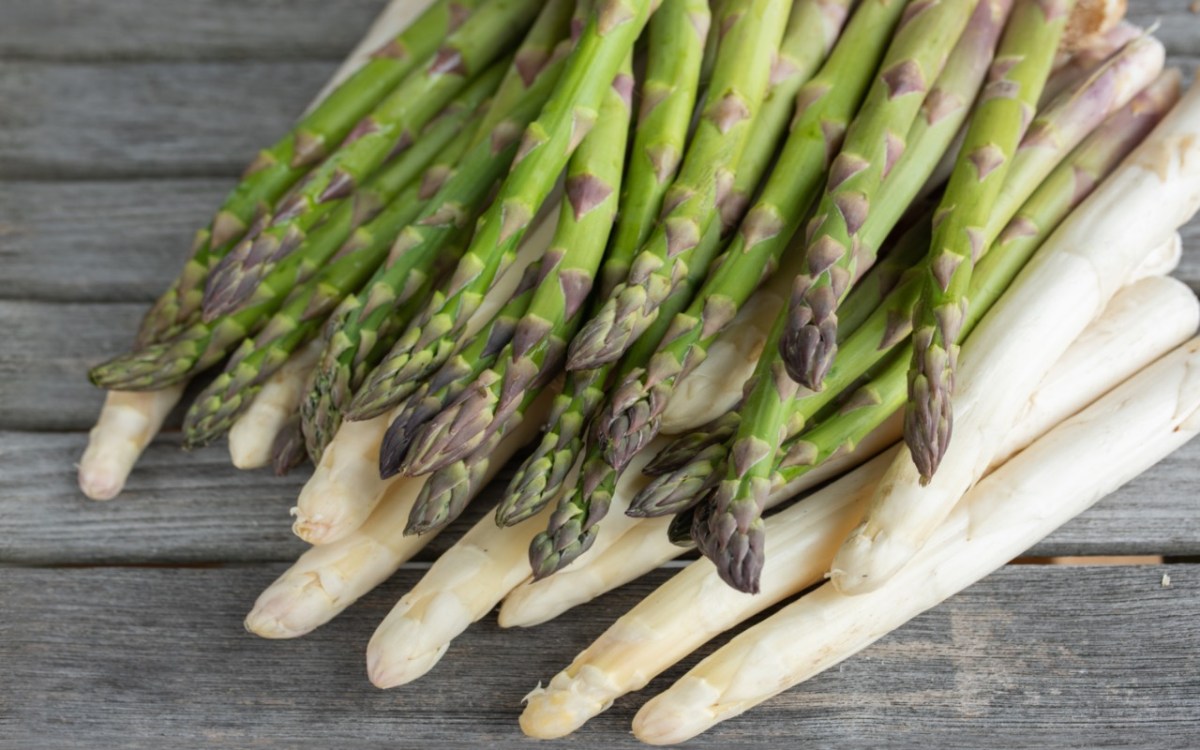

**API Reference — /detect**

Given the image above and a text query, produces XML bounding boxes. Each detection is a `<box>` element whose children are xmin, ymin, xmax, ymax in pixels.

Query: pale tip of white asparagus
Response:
<box><xmin>78</xmin><ymin>386</ymin><xmax>185</xmax><ymax>500</ymax></box>
<box><xmin>828</xmin><ymin>522</ymin><xmax>916</xmax><ymax>596</ymax></box>
<box><xmin>365</xmin><ymin>596</ymin><xmax>466</xmax><ymax>688</ymax></box>
<box><xmin>519</xmin><ymin>666</ymin><xmax>619</xmax><ymax>739</ymax></box>
<box><xmin>244</xmin><ymin>572</ymin><xmax>335</xmax><ymax>639</ymax></box>
<box><xmin>631</xmin><ymin>676</ymin><xmax>723</xmax><ymax>746</ymax></box>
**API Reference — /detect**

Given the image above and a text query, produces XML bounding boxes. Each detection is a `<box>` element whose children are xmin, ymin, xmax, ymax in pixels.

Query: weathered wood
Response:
<box><xmin>0</xmin><ymin>564</ymin><xmax>1195</xmax><ymax>748</ymax></box>
<box><xmin>0</xmin><ymin>179</ymin><xmax>232</xmax><ymax>303</ymax></box>
<box><xmin>2</xmin><ymin>429</ymin><xmax>1198</xmax><ymax>565</ymax></box>
<box><xmin>0</xmin><ymin>62</ymin><xmax>334</xmax><ymax>179</ymax></box>
<box><xmin>0</xmin><ymin>0</ymin><xmax>386</xmax><ymax>62</ymax></box>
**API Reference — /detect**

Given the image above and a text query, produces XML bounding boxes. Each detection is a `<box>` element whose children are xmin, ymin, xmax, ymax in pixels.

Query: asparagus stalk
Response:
<box><xmin>134</xmin><ymin>0</ymin><xmax>480</xmax><ymax>346</ymax></box>
<box><xmin>291</xmin><ymin>208</ymin><xmax>561</xmax><ymax>544</ymax></box>
<box><xmin>393</xmin><ymin>57</ymin><xmax>634</xmax><ymax>478</ymax></box>
<box><xmin>564</xmin><ymin>0</ymin><xmax>792</xmax><ymax>371</ymax></box>
<box><xmin>227</xmin><ymin>340</ymin><xmax>322</xmax><ymax>470</ymax></box>
<box><xmin>244</xmin><ymin>394</ymin><xmax>549</xmax><ymax>640</ymax></box>
<box><xmin>500</xmin><ymin>271</ymin><xmax>1197</xmax><ymax>632</ymax></box>
<box><xmin>348</xmin><ymin>0</ymin><xmax>657</xmax><ymax>420</ymax></box>
<box><xmin>87</xmin><ymin>74</ymin><xmax>497</xmax><ymax>392</ymax></box>
<box><xmin>602</xmin><ymin>0</ymin><xmax>710</xmax><ymax>296</ymax></box>
<box><xmin>598</xmin><ymin>0</ymin><xmax>1000</xmax><ymax>468</ymax></box>
<box><xmin>778</xmin><ymin>0</ymin><xmax>978</xmax><ymax>391</ymax></box>
<box><xmin>906</xmin><ymin>0</ymin><xmax>1072</xmax><ymax>481</ymax></box>
<box><xmin>198</xmin><ymin>0</ymin><xmax>544</xmax><ymax>320</ymax></box>
<box><xmin>831</xmin><ymin>74</ymin><xmax>1200</xmax><ymax>596</ymax></box>
<box><xmin>634</xmin><ymin>335</ymin><xmax>1200</xmax><ymax>746</ymax></box>
<box><xmin>300</xmin><ymin>36</ymin><xmax>576</xmax><ymax>461</ymax></box>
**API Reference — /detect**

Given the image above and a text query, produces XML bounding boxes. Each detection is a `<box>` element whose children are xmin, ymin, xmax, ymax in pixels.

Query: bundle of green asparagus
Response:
<box><xmin>81</xmin><ymin>0</ymin><xmax>1200</xmax><ymax>742</ymax></box>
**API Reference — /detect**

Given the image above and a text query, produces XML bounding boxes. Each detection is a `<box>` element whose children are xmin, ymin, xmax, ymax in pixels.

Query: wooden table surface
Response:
<box><xmin>2</xmin><ymin>1</ymin><xmax>1199</xmax><ymax>747</ymax></box>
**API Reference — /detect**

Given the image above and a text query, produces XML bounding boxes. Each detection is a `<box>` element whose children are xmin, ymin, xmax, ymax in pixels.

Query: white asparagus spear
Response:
<box><xmin>228</xmin><ymin>340</ymin><xmax>322</xmax><ymax>469</ymax></box>
<box><xmin>1128</xmin><ymin>231</ymin><xmax>1182</xmax><ymax>281</ymax></box>
<box><xmin>76</xmin><ymin>0</ymin><xmax>434</xmax><ymax>501</ymax></box>
<box><xmin>245</xmin><ymin>393</ymin><xmax>551</xmax><ymax>639</ymax></box>
<box><xmin>832</xmin><ymin>79</ymin><xmax>1200</xmax><ymax>595</ymax></box>
<box><xmin>501</xmin><ymin>267</ymin><xmax>1195</xmax><ymax>628</ymax></box>
<box><xmin>633</xmin><ymin>335</ymin><xmax>1200</xmax><ymax>745</ymax></box>
<box><xmin>78</xmin><ymin>385</ymin><xmax>186</xmax><ymax>500</ymax></box>
<box><xmin>291</xmin><ymin>212</ymin><xmax>559</xmax><ymax>545</ymax></box>
<box><xmin>517</xmin><ymin>277</ymin><xmax>1199</xmax><ymax>739</ymax></box>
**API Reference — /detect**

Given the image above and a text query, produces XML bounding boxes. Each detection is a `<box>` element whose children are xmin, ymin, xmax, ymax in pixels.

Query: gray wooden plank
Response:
<box><xmin>0</xmin><ymin>61</ymin><xmax>334</xmax><ymax>179</ymax></box>
<box><xmin>2</xmin><ymin>429</ymin><xmax>1198</xmax><ymax>565</ymax></box>
<box><xmin>0</xmin><ymin>430</ymin><xmax>525</xmax><ymax>565</ymax></box>
<box><xmin>0</xmin><ymin>564</ymin><xmax>1195</xmax><ymax>749</ymax></box>
<box><xmin>0</xmin><ymin>301</ymin><xmax>146</xmax><ymax>431</ymax></box>
<box><xmin>0</xmin><ymin>0</ymin><xmax>386</xmax><ymax>62</ymax></box>
<box><xmin>0</xmin><ymin>179</ymin><xmax>231</xmax><ymax>303</ymax></box>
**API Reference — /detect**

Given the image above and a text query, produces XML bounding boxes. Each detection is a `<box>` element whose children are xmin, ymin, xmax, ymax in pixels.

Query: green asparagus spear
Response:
<box><xmin>906</xmin><ymin>0</ymin><xmax>1071</xmax><ymax>481</ymax></box>
<box><xmin>394</xmin><ymin>56</ymin><xmax>635</xmax><ymax>478</ymax></box>
<box><xmin>300</xmin><ymin>1</ymin><xmax>577</xmax><ymax>462</ymax></box>
<box><xmin>348</xmin><ymin>0</ymin><xmax>657</xmax><ymax>420</ymax></box>
<box><xmin>134</xmin><ymin>0</ymin><xmax>484</xmax><ymax>346</ymax></box>
<box><xmin>564</xmin><ymin>0</ymin><xmax>791</xmax><ymax>371</ymax></box>
<box><xmin>778</xmin><ymin>0</ymin><xmax>978</xmax><ymax>392</ymax></box>
<box><xmin>200</xmin><ymin>0</ymin><xmax>544</xmax><ymax>320</ymax></box>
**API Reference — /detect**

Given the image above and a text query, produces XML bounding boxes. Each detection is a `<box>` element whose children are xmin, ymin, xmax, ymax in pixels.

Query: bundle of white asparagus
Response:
<box><xmin>78</xmin><ymin>0</ymin><xmax>1200</xmax><ymax>742</ymax></box>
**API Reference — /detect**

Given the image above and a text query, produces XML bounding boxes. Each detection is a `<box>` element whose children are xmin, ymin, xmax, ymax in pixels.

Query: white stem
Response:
<box><xmin>292</xmin><ymin>413</ymin><xmax>394</xmax><ymax>544</ymax></box>
<box><xmin>77</xmin><ymin>386</ymin><xmax>186</xmax><ymax>501</ymax></box>
<box><xmin>228</xmin><ymin>340</ymin><xmax>322</xmax><ymax>469</ymax></box>
<box><xmin>244</xmin><ymin>396</ymin><xmax>546</xmax><ymax>639</ymax></box>
<box><xmin>1127</xmin><ymin>231</ymin><xmax>1182</xmax><ymax>281</ymax></box>
<box><xmin>633</xmin><ymin>336</ymin><xmax>1200</xmax><ymax>745</ymax></box>
<box><xmin>77</xmin><ymin>1</ymin><xmax>428</xmax><ymax>499</ymax></box>
<box><xmin>832</xmin><ymin>79</ymin><xmax>1200</xmax><ymax>595</ymax></box>
<box><xmin>516</xmin><ymin>278</ymin><xmax>1199</xmax><ymax>739</ymax></box>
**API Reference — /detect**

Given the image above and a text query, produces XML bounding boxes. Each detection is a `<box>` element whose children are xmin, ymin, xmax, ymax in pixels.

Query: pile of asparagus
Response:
<box><xmin>81</xmin><ymin>0</ymin><xmax>1200</xmax><ymax>741</ymax></box>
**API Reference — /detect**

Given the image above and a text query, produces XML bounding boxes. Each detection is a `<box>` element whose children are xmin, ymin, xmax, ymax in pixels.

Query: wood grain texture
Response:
<box><xmin>0</xmin><ymin>0</ymin><xmax>386</xmax><ymax>62</ymax></box>
<box><xmin>0</xmin><ymin>179</ymin><xmax>232</xmax><ymax>303</ymax></box>
<box><xmin>0</xmin><ymin>61</ymin><xmax>334</xmax><ymax>179</ymax></box>
<box><xmin>0</xmin><ymin>564</ymin><xmax>1195</xmax><ymax>748</ymax></box>
<box><xmin>2</xmin><ymin>429</ymin><xmax>1198</xmax><ymax>565</ymax></box>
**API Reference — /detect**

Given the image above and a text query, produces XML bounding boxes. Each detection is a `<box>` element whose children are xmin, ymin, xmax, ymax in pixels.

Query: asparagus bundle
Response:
<box><xmin>78</xmin><ymin>2</ymin><xmax>1200</xmax><ymax>741</ymax></box>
